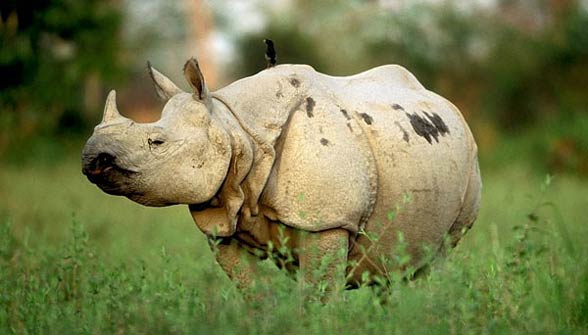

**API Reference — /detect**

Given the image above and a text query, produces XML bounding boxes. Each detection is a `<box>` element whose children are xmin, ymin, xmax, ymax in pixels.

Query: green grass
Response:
<box><xmin>1</xmin><ymin>155</ymin><xmax>588</xmax><ymax>334</ymax></box>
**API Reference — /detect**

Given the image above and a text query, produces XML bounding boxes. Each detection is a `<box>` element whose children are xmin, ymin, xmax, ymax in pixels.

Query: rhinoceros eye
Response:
<box><xmin>147</xmin><ymin>138</ymin><xmax>165</xmax><ymax>148</ymax></box>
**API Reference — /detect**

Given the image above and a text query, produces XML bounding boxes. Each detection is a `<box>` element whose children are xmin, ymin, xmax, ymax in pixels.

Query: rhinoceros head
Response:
<box><xmin>82</xmin><ymin>59</ymin><xmax>231</xmax><ymax>207</ymax></box>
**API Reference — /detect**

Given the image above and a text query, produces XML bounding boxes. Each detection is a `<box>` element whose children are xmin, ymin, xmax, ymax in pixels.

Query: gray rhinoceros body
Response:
<box><xmin>82</xmin><ymin>60</ymin><xmax>480</xmax><ymax>290</ymax></box>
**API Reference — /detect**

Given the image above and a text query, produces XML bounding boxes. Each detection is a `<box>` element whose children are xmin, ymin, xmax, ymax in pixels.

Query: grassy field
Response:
<box><xmin>1</xmin><ymin>151</ymin><xmax>587</xmax><ymax>334</ymax></box>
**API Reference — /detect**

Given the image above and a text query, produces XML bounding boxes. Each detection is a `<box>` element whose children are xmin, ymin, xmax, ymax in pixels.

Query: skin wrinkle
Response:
<box><xmin>392</xmin><ymin>103</ymin><xmax>405</xmax><ymax>111</ymax></box>
<box><xmin>305</xmin><ymin>97</ymin><xmax>316</xmax><ymax>118</ymax></box>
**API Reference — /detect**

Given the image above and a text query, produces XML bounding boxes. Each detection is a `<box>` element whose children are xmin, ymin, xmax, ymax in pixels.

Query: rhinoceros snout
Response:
<box><xmin>82</xmin><ymin>152</ymin><xmax>117</xmax><ymax>180</ymax></box>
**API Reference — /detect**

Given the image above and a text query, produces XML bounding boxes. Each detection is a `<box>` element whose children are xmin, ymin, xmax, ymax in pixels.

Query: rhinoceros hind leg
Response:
<box><xmin>444</xmin><ymin>160</ymin><xmax>482</xmax><ymax>252</ymax></box>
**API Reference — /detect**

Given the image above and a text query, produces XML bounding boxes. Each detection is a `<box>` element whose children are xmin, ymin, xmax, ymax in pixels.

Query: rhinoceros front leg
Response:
<box><xmin>210</xmin><ymin>239</ymin><xmax>263</xmax><ymax>293</ymax></box>
<box><xmin>299</xmin><ymin>228</ymin><xmax>349</xmax><ymax>299</ymax></box>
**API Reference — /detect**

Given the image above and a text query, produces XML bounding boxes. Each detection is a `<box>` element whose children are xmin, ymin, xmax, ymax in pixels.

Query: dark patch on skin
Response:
<box><xmin>320</xmin><ymin>138</ymin><xmax>329</xmax><ymax>146</ymax></box>
<box><xmin>358</xmin><ymin>112</ymin><xmax>373</xmax><ymax>125</ymax></box>
<box><xmin>394</xmin><ymin>121</ymin><xmax>410</xmax><ymax>143</ymax></box>
<box><xmin>406</xmin><ymin>112</ymin><xmax>437</xmax><ymax>144</ymax></box>
<box><xmin>305</xmin><ymin>97</ymin><xmax>315</xmax><ymax>118</ymax></box>
<box><xmin>392</xmin><ymin>104</ymin><xmax>405</xmax><ymax>111</ymax></box>
<box><xmin>346</xmin><ymin>123</ymin><xmax>353</xmax><ymax>132</ymax></box>
<box><xmin>289</xmin><ymin>77</ymin><xmax>301</xmax><ymax>88</ymax></box>
<box><xmin>340</xmin><ymin>108</ymin><xmax>351</xmax><ymax>120</ymax></box>
<box><xmin>423</xmin><ymin>111</ymin><xmax>450</xmax><ymax>135</ymax></box>
<box><xmin>405</xmin><ymin>112</ymin><xmax>449</xmax><ymax>144</ymax></box>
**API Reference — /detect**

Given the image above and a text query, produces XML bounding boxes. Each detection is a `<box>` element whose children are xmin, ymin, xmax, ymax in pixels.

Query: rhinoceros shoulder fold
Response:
<box><xmin>212</xmin><ymin>65</ymin><xmax>313</xmax><ymax>218</ymax></box>
<box><xmin>213</xmin><ymin>65</ymin><xmax>311</xmax><ymax>146</ymax></box>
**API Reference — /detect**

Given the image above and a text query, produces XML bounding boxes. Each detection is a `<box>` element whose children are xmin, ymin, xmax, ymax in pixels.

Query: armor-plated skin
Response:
<box><xmin>82</xmin><ymin>59</ymin><xmax>481</xmax><ymax>292</ymax></box>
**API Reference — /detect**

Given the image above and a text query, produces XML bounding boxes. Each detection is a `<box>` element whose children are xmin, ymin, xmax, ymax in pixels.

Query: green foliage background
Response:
<box><xmin>0</xmin><ymin>0</ymin><xmax>122</xmax><ymax>148</ymax></box>
<box><xmin>1</xmin><ymin>1</ymin><xmax>587</xmax><ymax>333</ymax></box>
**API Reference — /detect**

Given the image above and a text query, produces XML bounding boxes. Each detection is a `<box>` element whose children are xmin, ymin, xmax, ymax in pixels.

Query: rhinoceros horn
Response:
<box><xmin>100</xmin><ymin>90</ymin><xmax>126</xmax><ymax>124</ymax></box>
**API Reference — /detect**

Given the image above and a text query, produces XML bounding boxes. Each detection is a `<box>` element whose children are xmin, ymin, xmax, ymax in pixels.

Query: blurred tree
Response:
<box><xmin>185</xmin><ymin>0</ymin><xmax>218</xmax><ymax>89</ymax></box>
<box><xmin>486</xmin><ymin>0</ymin><xmax>588</xmax><ymax>128</ymax></box>
<box><xmin>0</xmin><ymin>0</ymin><xmax>123</xmax><ymax>150</ymax></box>
<box><xmin>233</xmin><ymin>1</ymin><xmax>488</xmax><ymax>112</ymax></box>
<box><xmin>235</xmin><ymin>26</ymin><xmax>326</xmax><ymax>78</ymax></box>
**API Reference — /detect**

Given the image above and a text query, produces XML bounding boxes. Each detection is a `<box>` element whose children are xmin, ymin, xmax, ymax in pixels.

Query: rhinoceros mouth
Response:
<box><xmin>87</xmin><ymin>167</ymin><xmax>138</xmax><ymax>195</ymax></box>
<box><xmin>83</xmin><ymin>154</ymin><xmax>139</xmax><ymax>196</ymax></box>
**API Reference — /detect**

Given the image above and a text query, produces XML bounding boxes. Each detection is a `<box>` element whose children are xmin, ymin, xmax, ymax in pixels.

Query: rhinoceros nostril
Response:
<box><xmin>83</xmin><ymin>152</ymin><xmax>116</xmax><ymax>176</ymax></box>
<box><xmin>97</xmin><ymin>152</ymin><xmax>115</xmax><ymax>164</ymax></box>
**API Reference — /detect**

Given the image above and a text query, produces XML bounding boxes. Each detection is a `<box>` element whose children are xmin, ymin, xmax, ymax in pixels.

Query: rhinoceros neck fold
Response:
<box><xmin>186</xmin><ymin>98</ymin><xmax>255</xmax><ymax>237</ymax></box>
<box><xmin>211</xmin><ymin>85</ymin><xmax>297</xmax><ymax>218</ymax></box>
<box><xmin>210</xmin><ymin>96</ymin><xmax>261</xmax><ymax>147</ymax></box>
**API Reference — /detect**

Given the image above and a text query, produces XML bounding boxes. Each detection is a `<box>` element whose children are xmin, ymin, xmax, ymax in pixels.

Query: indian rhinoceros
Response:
<box><xmin>82</xmin><ymin>58</ymin><xmax>481</xmax><ymax>293</ymax></box>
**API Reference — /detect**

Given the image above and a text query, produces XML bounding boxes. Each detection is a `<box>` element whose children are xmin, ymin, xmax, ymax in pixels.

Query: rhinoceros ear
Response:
<box><xmin>147</xmin><ymin>61</ymin><xmax>183</xmax><ymax>101</ymax></box>
<box><xmin>183</xmin><ymin>57</ymin><xmax>209</xmax><ymax>101</ymax></box>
